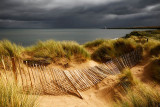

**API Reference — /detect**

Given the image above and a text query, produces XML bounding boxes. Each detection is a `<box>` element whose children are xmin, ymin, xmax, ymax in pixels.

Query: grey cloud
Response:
<box><xmin>0</xmin><ymin>0</ymin><xmax>160</xmax><ymax>28</ymax></box>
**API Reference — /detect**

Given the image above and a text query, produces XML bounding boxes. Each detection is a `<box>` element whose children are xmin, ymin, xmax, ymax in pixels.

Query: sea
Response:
<box><xmin>0</xmin><ymin>29</ymin><xmax>151</xmax><ymax>46</ymax></box>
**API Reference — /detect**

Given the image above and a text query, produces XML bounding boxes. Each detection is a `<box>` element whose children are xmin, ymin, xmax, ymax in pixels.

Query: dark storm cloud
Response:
<box><xmin>0</xmin><ymin>0</ymin><xmax>160</xmax><ymax>28</ymax></box>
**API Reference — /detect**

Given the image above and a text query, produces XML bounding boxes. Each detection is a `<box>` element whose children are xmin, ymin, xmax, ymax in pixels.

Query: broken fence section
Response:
<box><xmin>0</xmin><ymin>48</ymin><xmax>142</xmax><ymax>99</ymax></box>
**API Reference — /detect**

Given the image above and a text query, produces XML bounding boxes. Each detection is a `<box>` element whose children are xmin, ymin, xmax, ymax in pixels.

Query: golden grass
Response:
<box><xmin>0</xmin><ymin>40</ymin><xmax>23</xmax><ymax>58</ymax></box>
<box><xmin>114</xmin><ymin>68</ymin><xmax>160</xmax><ymax>107</ymax></box>
<box><xmin>25</xmin><ymin>40</ymin><xmax>90</xmax><ymax>60</ymax></box>
<box><xmin>0</xmin><ymin>74</ymin><xmax>37</xmax><ymax>107</ymax></box>
<box><xmin>118</xmin><ymin>68</ymin><xmax>135</xmax><ymax>88</ymax></box>
<box><xmin>84</xmin><ymin>39</ymin><xmax>108</xmax><ymax>48</ymax></box>
<box><xmin>114</xmin><ymin>84</ymin><xmax>160</xmax><ymax>107</ymax></box>
<box><xmin>143</xmin><ymin>39</ymin><xmax>160</xmax><ymax>56</ymax></box>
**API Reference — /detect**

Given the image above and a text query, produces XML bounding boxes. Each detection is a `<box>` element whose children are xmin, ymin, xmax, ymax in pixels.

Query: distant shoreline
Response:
<box><xmin>104</xmin><ymin>26</ymin><xmax>160</xmax><ymax>29</ymax></box>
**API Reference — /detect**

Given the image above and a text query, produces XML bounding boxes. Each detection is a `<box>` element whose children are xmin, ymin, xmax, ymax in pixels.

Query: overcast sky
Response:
<box><xmin>0</xmin><ymin>0</ymin><xmax>160</xmax><ymax>28</ymax></box>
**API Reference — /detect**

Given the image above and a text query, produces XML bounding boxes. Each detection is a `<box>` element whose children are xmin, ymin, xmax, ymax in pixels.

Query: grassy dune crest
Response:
<box><xmin>25</xmin><ymin>40</ymin><xmax>90</xmax><ymax>60</ymax></box>
<box><xmin>84</xmin><ymin>39</ymin><xmax>108</xmax><ymax>48</ymax></box>
<box><xmin>91</xmin><ymin>42</ymin><xmax>115</xmax><ymax>62</ymax></box>
<box><xmin>0</xmin><ymin>40</ymin><xmax>23</xmax><ymax>58</ymax></box>
<box><xmin>125</xmin><ymin>30</ymin><xmax>160</xmax><ymax>40</ymax></box>
<box><xmin>90</xmin><ymin>38</ymin><xmax>138</xmax><ymax>62</ymax></box>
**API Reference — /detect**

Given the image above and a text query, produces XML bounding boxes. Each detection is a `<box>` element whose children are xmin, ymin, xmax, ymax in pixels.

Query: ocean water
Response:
<box><xmin>0</xmin><ymin>29</ymin><xmax>149</xmax><ymax>46</ymax></box>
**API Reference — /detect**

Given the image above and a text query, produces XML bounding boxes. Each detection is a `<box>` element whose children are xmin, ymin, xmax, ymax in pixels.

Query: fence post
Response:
<box><xmin>25</xmin><ymin>61</ymin><xmax>33</xmax><ymax>88</ymax></box>
<box><xmin>11</xmin><ymin>57</ymin><xmax>17</xmax><ymax>84</ymax></box>
<box><xmin>1</xmin><ymin>56</ymin><xmax>8</xmax><ymax>82</ymax></box>
<box><xmin>18</xmin><ymin>59</ymin><xmax>24</xmax><ymax>90</ymax></box>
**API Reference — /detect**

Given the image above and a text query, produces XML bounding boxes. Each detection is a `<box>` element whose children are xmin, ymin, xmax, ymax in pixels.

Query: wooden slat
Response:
<box><xmin>76</xmin><ymin>70</ymin><xmax>92</xmax><ymax>88</ymax></box>
<box><xmin>63</xmin><ymin>70</ymin><xmax>83</xmax><ymax>99</ymax></box>
<box><xmin>83</xmin><ymin>68</ymin><xmax>99</xmax><ymax>84</ymax></box>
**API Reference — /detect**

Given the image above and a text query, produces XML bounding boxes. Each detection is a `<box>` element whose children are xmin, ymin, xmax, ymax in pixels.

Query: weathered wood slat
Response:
<box><xmin>95</xmin><ymin>65</ymin><xmax>109</xmax><ymax>76</ymax></box>
<box><xmin>63</xmin><ymin>70</ymin><xmax>83</xmax><ymax>99</ymax></box>
<box><xmin>69</xmin><ymin>70</ymin><xmax>82</xmax><ymax>90</ymax></box>
<box><xmin>80</xmin><ymin>69</ymin><xmax>95</xmax><ymax>86</ymax></box>
<box><xmin>76</xmin><ymin>70</ymin><xmax>92</xmax><ymax>88</ymax></box>
<box><xmin>83</xmin><ymin>68</ymin><xmax>99</xmax><ymax>84</ymax></box>
<box><xmin>109</xmin><ymin>61</ymin><xmax>120</xmax><ymax>74</ymax></box>
<box><xmin>74</xmin><ymin>70</ymin><xmax>89</xmax><ymax>89</ymax></box>
<box><xmin>90</xmin><ymin>67</ymin><xmax>106</xmax><ymax>79</ymax></box>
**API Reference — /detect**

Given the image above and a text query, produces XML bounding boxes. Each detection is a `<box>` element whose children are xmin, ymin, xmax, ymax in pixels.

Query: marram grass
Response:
<box><xmin>114</xmin><ymin>69</ymin><xmax>160</xmax><ymax>107</ymax></box>
<box><xmin>84</xmin><ymin>39</ymin><xmax>108</xmax><ymax>48</ymax></box>
<box><xmin>114</xmin><ymin>84</ymin><xmax>160</xmax><ymax>107</ymax></box>
<box><xmin>91</xmin><ymin>42</ymin><xmax>115</xmax><ymax>62</ymax></box>
<box><xmin>91</xmin><ymin>38</ymin><xmax>139</xmax><ymax>63</ymax></box>
<box><xmin>118</xmin><ymin>68</ymin><xmax>135</xmax><ymax>88</ymax></box>
<box><xmin>0</xmin><ymin>75</ymin><xmax>37</xmax><ymax>107</ymax></box>
<box><xmin>25</xmin><ymin>40</ymin><xmax>90</xmax><ymax>60</ymax></box>
<box><xmin>0</xmin><ymin>40</ymin><xmax>23</xmax><ymax>58</ymax></box>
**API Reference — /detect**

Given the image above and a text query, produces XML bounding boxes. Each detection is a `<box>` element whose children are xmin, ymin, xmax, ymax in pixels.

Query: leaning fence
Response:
<box><xmin>0</xmin><ymin>48</ymin><xmax>143</xmax><ymax>98</ymax></box>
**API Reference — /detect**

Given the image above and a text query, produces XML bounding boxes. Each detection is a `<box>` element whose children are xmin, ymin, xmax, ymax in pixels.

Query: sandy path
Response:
<box><xmin>130</xmin><ymin>57</ymin><xmax>151</xmax><ymax>82</ymax></box>
<box><xmin>130</xmin><ymin>57</ymin><xmax>160</xmax><ymax>91</ymax></box>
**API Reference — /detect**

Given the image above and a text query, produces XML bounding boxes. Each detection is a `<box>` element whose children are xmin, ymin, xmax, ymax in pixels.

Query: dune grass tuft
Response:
<box><xmin>91</xmin><ymin>38</ymin><xmax>138</xmax><ymax>63</ymax></box>
<box><xmin>91</xmin><ymin>42</ymin><xmax>115</xmax><ymax>62</ymax></box>
<box><xmin>0</xmin><ymin>40</ymin><xmax>23</xmax><ymax>58</ymax></box>
<box><xmin>25</xmin><ymin>40</ymin><xmax>64</xmax><ymax>58</ymax></box>
<box><xmin>0</xmin><ymin>75</ymin><xmax>37</xmax><ymax>107</ymax></box>
<box><xmin>114</xmin><ymin>68</ymin><xmax>160</xmax><ymax>107</ymax></box>
<box><xmin>25</xmin><ymin>40</ymin><xmax>90</xmax><ymax>60</ymax></box>
<box><xmin>114</xmin><ymin>84</ymin><xmax>160</xmax><ymax>107</ymax></box>
<box><xmin>61</xmin><ymin>41</ymin><xmax>90</xmax><ymax>59</ymax></box>
<box><xmin>118</xmin><ymin>68</ymin><xmax>135</xmax><ymax>88</ymax></box>
<box><xmin>84</xmin><ymin>39</ymin><xmax>107</xmax><ymax>48</ymax></box>
<box><xmin>143</xmin><ymin>39</ymin><xmax>160</xmax><ymax>52</ymax></box>
<box><xmin>113</xmin><ymin>38</ymin><xmax>138</xmax><ymax>56</ymax></box>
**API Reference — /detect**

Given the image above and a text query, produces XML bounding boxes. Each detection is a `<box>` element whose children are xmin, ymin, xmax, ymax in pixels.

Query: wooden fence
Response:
<box><xmin>0</xmin><ymin>48</ymin><xmax>142</xmax><ymax>98</ymax></box>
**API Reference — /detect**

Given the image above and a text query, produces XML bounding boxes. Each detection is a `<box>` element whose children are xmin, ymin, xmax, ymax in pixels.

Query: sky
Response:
<box><xmin>0</xmin><ymin>0</ymin><xmax>160</xmax><ymax>28</ymax></box>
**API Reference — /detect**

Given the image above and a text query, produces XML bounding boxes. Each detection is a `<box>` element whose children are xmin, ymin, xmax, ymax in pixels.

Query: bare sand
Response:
<box><xmin>38</xmin><ymin>75</ymin><xmax>118</xmax><ymax>107</ymax></box>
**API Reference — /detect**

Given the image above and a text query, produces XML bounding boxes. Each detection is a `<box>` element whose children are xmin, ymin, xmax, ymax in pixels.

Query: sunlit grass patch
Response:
<box><xmin>114</xmin><ymin>68</ymin><xmax>160</xmax><ymax>107</ymax></box>
<box><xmin>118</xmin><ymin>68</ymin><xmax>135</xmax><ymax>89</ymax></box>
<box><xmin>0</xmin><ymin>75</ymin><xmax>37</xmax><ymax>107</ymax></box>
<box><xmin>84</xmin><ymin>39</ymin><xmax>108</xmax><ymax>48</ymax></box>
<box><xmin>0</xmin><ymin>40</ymin><xmax>23</xmax><ymax>58</ymax></box>
<box><xmin>25</xmin><ymin>40</ymin><xmax>90</xmax><ymax>61</ymax></box>
<box><xmin>114</xmin><ymin>84</ymin><xmax>160</xmax><ymax>107</ymax></box>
